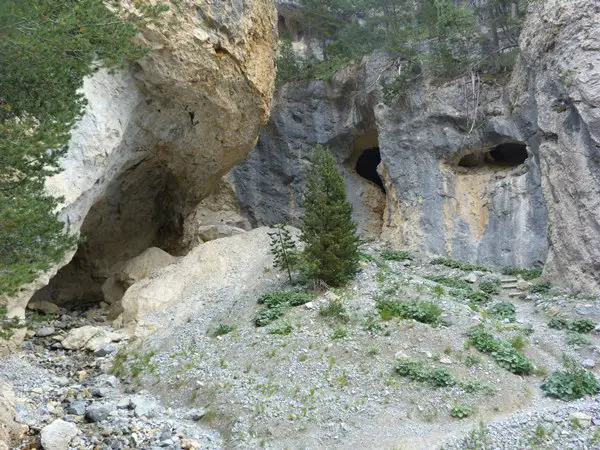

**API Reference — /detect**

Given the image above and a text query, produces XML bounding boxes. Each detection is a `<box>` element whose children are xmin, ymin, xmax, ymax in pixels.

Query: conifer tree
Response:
<box><xmin>268</xmin><ymin>224</ymin><xmax>298</xmax><ymax>283</ymax></box>
<box><xmin>301</xmin><ymin>145</ymin><xmax>359</xmax><ymax>286</ymax></box>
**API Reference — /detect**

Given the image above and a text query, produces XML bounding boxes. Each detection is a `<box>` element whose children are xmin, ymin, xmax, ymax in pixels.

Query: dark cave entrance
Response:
<box><xmin>356</xmin><ymin>147</ymin><xmax>385</xmax><ymax>192</ymax></box>
<box><xmin>458</xmin><ymin>143</ymin><xmax>528</xmax><ymax>168</ymax></box>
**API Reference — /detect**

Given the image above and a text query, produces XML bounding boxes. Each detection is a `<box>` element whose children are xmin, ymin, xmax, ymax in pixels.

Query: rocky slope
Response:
<box><xmin>3</xmin><ymin>230</ymin><xmax>600</xmax><ymax>449</ymax></box>
<box><xmin>233</xmin><ymin>0</ymin><xmax>600</xmax><ymax>292</ymax></box>
<box><xmin>5</xmin><ymin>0</ymin><xmax>277</xmax><ymax>320</ymax></box>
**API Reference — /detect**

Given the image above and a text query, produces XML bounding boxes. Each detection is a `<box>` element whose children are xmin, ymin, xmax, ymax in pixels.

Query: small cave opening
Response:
<box><xmin>457</xmin><ymin>142</ymin><xmax>528</xmax><ymax>169</ymax></box>
<box><xmin>356</xmin><ymin>148</ymin><xmax>385</xmax><ymax>192</ymax></box>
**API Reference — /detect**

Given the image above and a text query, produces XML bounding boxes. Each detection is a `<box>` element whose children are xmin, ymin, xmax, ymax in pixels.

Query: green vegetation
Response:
<box><xmin>395</xmin><ymin>358</ymin><xmax>456</xmax><ymax>387</ymax></box>
<box><xmin>380</xmin><ymin>249</ymin><xmax>411</xmax><ymax>262</ymax></box>
<box><xmin>268</xmin><ymin>224</ymin><xmax>299</xmax><ymax>283</ymax></box>
<box><xmin>330</xmin><ymin>324</ymin><xmax>348</xmax><ymax>340</ymax></box>
<box><xmin>541</xmin><ymin>357</ymin><xmax>600</xmax><ymax>401</ymax></box>
<box><xmin>277</xmin><ymin>0</ymin><xmax>525</xmax><ymax>98</ymax></box>
<box><xmin>467</xmin><ymin>325</ymin><xmax>533</xmax><ymax>375</ymax></box>
<box><xmin>529</xmin><ymin>282</ymin><xmax>551</xmax><ymax>294</ymax></box>
<box><xmin>319</xmin><ymin>298</ymin><xmax>350</xmax><ymax>323</ymax></box>
<box><xmin>431</xmin><ymin>258</ymin><xmax>488</xmax><ymax>272</ymax></box>
<box><xmin>0</xmin><ymin>0</ymin><xmax>167</xmax><ymax>296</ymax></box>
<box><xmin>501</xmin><ymin>267</ymin><xmax>543</xmax><ymax>280</ymax></box>
<box><xmin>548</xmin><ymin>317</ymin><xmax>568</xmax><ymax>330</ymax></box>
<box><xmin>565</xmin><ymin>332</ymin><xmax>589</xmax><ymax>347</ymax></box>
<box><xmin>450</xmin><ymin>404</ymin><xmax>473</xmax><ymax>419</ymax></box>
<box><xmin>424</xmin><ymin>275</ymin><xmax>471</xmax><ymax>291</ymax></box>
<box><xmin>488</xmin><ymin>302</ymin><xmax>516</xmax><ymax>322</ymax></box>
<box><xmin>268</xmin><ymin>320</ymin><xmax>294</xmax><ymax>336</ymax></box>
<box><xmin>548</xmin><ymin>317</ymin><xmax>596</xmax><ymax>335</ymax></box>
<box><xmin>300</xmin><ymin>145</ymin><xmax>360</xmax><ymax>286</ymax></box>
<box><xmin>212</xmin><ymin>324</ymin><xmax>236</xmax><ymax>337</ymax></box>
<box><xmin>479</xmin><ymin>280</ymin><xmax>501</xmax><ymax>295</ymax></box>
<box><xmin>509</xmin><ymin>334</ymin><xmax>527</xmax><ymax>351</ymax></box>
<box><xmin>254</xmin><ymin>290</ymin><xmax>312</xmax><ymax>327</ymax></box>
<box><xmin>375</xmin><ymin>297</ymin><xmax>442</xmax><ymax>325</ymax></box>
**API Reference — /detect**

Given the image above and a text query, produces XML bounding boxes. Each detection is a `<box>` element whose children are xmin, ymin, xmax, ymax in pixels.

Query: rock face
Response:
<box><xmin>233</xmin><ymin>0</ymin><xmax>600</xmax><ymax>291</ymax></box>
<box><xmin>5</xmin><ymin>0</ymin><xmax>276</xmax><ymax>318</ymax></box>
<box><xmin>508</xmin><ymin>0</ymin><xmax>600</xmax><ymax>291</ymax></box>
<box><xmin>232</xmin><ymin>53</ymin><xmax>548</xmax><ymax>268</ymax></box>
<box><xmin>0</xmin><ymin>382</ymin><xmax>19</xmax><ymax>450</ymax></box>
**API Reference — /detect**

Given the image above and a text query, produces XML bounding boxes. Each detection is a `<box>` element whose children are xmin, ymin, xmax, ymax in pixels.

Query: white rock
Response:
<box><xmin>582</xmin><ymin>359</ymin><xmax>596</xmax><ymax>369</ymax></box>
<box><xmin>40</xmin><ymin>419</ymin><xmax>80</xmax><ymax>450</ymax></box>
<box><xmin>569</xmin><ymin>412</ymin><xmax>592</xmax><ymax>428</ymax></box>
<box><xmin>61</xmin><ymin>326</ymin><xmax>127</xmax><ymax>351</ymax></box>
<box><xmin>464</xmin><ymin>273</ymin><xmax>477</xmax><ymax>283</ymax></box>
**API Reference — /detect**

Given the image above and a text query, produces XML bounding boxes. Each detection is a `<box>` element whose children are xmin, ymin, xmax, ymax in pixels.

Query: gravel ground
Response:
<box><xmin>2</xmin><ymin>244</ymin><xmax>600</xmax><ymax>449</ymax></box>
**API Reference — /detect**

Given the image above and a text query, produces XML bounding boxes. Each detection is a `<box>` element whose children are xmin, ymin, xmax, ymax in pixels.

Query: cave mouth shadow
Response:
<box><xmin>356</xmin><ymin>147</ymin><xmax>385</xmax><ymax>192</ymax></box>
<box><xmin>458</xmin><ymin>143</ymin><xmax>528</xmax><ymax>169</ymax></box>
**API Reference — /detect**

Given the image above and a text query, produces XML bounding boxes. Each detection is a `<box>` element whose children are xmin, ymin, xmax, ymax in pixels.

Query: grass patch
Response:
<box><xmin>330</xmin><ymin>325</ymin><xmax>348</xmax><ymax>340</ymax></box>
<box><xmin>502</xmin><ymin>267</ymin><xmax>542</xmax><ymax>280</ymax></box>
<box><xmin>319</xmin><ymin>298</ymin><xmax>350</xmax><ymax>323</ymax></box>
<box><xmin>212</xmin><ymin>324</ymin><xmax>236</xmax><ymax>337</ymax></box>
<box><xmin>268</xmin><ymin>320</ymin><xmax>294</xmax><ymax>336</ymax></box>
<box><xmin>467</xmin><ymin>325</ymin><xmax>533</xmax><ymax>375</ymax></box>
<box><xmin>431</xmin><ymin>258</ymin><xmax>488</xmax><ymax>272</ymax></box>
<box><xmin>376</xmin><ymin>297</ymin><xmax>442</xmax><ymax>325</ymax></box>
<box><xmin>380</xmin><ymin>249</ymin><xmax>411</xmax><ymax>261</ymax></box>
<box><xmin>425</xmin><ymin>275</ymin><xmax>471</xmax><ymax>291</ymax></box>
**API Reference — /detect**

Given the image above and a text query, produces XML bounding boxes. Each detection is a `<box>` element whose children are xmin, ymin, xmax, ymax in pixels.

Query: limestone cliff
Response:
<box><xmin>6</xmin><ymin>0</ymin><xmax>276</xmax><ymax>318</ymax></box>
<box><xmin>232</xmin><ymin>0</ymin><xmax>600</xmax><ymax>291</ymax></box>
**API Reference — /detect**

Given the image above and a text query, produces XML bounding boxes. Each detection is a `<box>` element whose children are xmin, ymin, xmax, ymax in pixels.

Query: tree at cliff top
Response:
<box><xmin>0</xmin><ymin>0</ymin><xmax>167</xmax><ymax>295</ymax></box>
<box><xmin>301</xmin><ymin>145</ymin><xmax>360</xmax><ymax>287</ymax></box>
<box><xmin>277</xmin><ymin>0</ymin><xmax>526</xmax><ymax>85</ymax></box>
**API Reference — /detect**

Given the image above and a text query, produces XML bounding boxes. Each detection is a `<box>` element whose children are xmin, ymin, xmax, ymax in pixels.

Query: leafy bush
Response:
<box><xmin>213</xmin><ymin>324</ymin><xmax>236</xmax><ymax>337</ymax></box>
<box><xmin>541</xmin><ymin>358</ymin><xmax>600</xmax><ymax>401</ymax></box>
<box><xmin>450</xmin><ymin>404</ymin><xmax>473</xmax><ymax>419</ymax></box>
<box><xmin>565</xmin><ymin>331</ymin><xmax>589</xmax><ymax>347</ymax></box>
<box><xmin>268</xmin><ymin>320</ymin><xmax>294</xmax><ymax>336</ymax></box>
<box><xmin>330</xmin><ymin>324</ymin><xmax>348</xmax><ymax>340</ymax></box>
<box><xmin>375</xmin><ymin>298</ymin><xmax>442</xmax><ymax>325</ymax></box>
<box><xmin>502</xmin><ymin>267</ymin><xmax>542</xmax><ymax>280</ymax></box>
<box><xmin>488</xmin><ymin>302</ymin><xmax>516</xmax><ymax>322</ymax></box>
<box><xmin>568</xmin><ymin>318</ymin><xmax>595</xmax><ymax>334</ymax></box>
<box><xmin>380</xmin><ymin>249</ymin><xmax>411</xmax><ymax>261</ymax></box>
<box><xmin>431</xmin><ymin>258</ymin><xmax>488</xmax><ymax>272</ymax></box>
<box><xmin>529</xmin><ymin>283</ymin><xmax>551</xmax><ymax>294</ymax></box>
<box><xmin>254</xmin><ymin>290</ymin><xmax>313</xmax><ymax>327</ymax></box>
<box><xmin>467</xmin><ymin>325</ymin><xmax>532</xmax><ymax>375</ymax></box>
<box><xmin>395</xmin><ymin>358</ymin><xmax>456</xmax><ymax>387</ymax></box>
<box><xmin>466</xmin><ymin>290</ymin><xmax>491</xmax><ymax>306</ymax></box>
<box><xmin>548</xmin><ymin>317</ymin><xmax>568</xmax><ymax>330</ymax></box>
<box><xmin>254</xmin><ymin>305</ymin><xmax>286</xmax><ymax>327</ymax></box>
<box><xmin>479</xmin><ymin>280</ymin><xmax>500</xmax><ymax>295</ymax></box>
<box><xmin>319</xmin><ymin>298</ymin><xmax>350</xmax><ymax>323</ymax></box>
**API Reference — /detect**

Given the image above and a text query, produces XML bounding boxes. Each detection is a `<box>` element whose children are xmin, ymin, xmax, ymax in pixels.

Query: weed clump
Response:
<box><xmin>450</xmin><ymin>404</ymin><xmax>473</xmax><ymax>419</ymax></box>
<box><xmin>467</xmin><ymin>325</ymin><xmax>533</xmax><ymax>375</ymax></box>
<box><xmin>376</xmin><ymin>297</ymin><xmax>442</xmax><ymax>325</ymax></box>
<box><xmin>502</xmin><ymin>267</ymin><xmax>542</xmax><ymax>280</ymax></box>
<box><xmin>479</xmin><ymin>280</ymin><xmax>500</xmax><ymax>295</ymax></box>
<box><xmin>488</xmin><ymin>302</ymin><xmax>516</xmax><ymax>322</ymax></box>
<box><xmin>395</xmin><ymin>358</ymin><xmax>457</xmax><ymax>387</ymax></box>
<box><xmin>254</xmin><ymin>290</ymin><xmax>312</xmax><ymax>327</ymax></box>
<box><xmin>380</xmin><ymin>249</ymin><xmax>411</xmax><ymax>261</ymax></box>
<box><xmin>319</xmin><ymin>298</ymin><xmax>350</xmax><ymax>323</ymax></box>
<box><xmin>541</xmin><ymin>357</ymin><xmax>600</xmax><ymax>401</ymax></box>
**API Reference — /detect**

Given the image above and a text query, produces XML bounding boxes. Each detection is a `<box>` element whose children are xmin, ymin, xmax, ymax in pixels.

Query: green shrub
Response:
<box><xmin>466</xmin><ymin>290</ymin><xmax>491</xmax><ymax>306</ymax></box>
<box><xmin>375</xmin><ymin>298</ymin><xmax>442</xmax><ymax>325</ymax></box>
<box><xmin>510</xmin><ymin>334</ymin><xmax>527</xmax><ymax>351</ymax></box>
<box><xmin>431</xmin><ymin>258</ymin><xmax>488</xmax><ymax>272</ymax></box>
<box><xmin>565</xmin><ymin>331</ymin><xmax>589</xmax><ymax>347</ymax></box>
<box><xmin>424</xmin><ymin>275</ymin><xmax>472</xmax><ymax>291</ymax></box>
<box><xmin>254</xmin><ymin>290</ymin><xmax>313</xmax><ymax>327</ymax></box>
<box><xmin>488</xmin><ymin>302</ymin><xmax>516</xmax><ymax>322</ymax></box>
<box><xmin>479</xmin><ymin>280</ymin><xmax>500</xmax><ymax>295</ymax></box>
<box><xmin>501</xmin><ymin>267</ymin><xmax>542</xmax><ymax>280</ymax></box>
<box><xmin>450</xmin><ymin>404</ymin><xmax>473</xmax><ymax>419</ymax></box>
<box><xmin>268</xmin><ymin>320</ymin><xmax>294</xmax><ymax>336</ymax></box>
<box><xmin>330</xmin><ymin>324</ymin><xmax>348</xmax><ymax>340</ymax></box>
<box><xmin>380</xmin><ymin>249</ymin><xmax>411</xmax><ymax>261</ymax></box>
<box><xmin>568</xmin><ymin>318</ymin><xmax>595</xmax><ymax>334</ymax></box>
<box><xmin>213</xmin><ymin>324</ymin><xmax>236</xmax><ymax>337</ymax></box>
<box><xmin>541</xmin><ymin>358</ymin><xmax>600</xmax><ymax>401</ymax></box>
<box><xmin>395</xmin><ymin>358</ymin><xmax>456</xmax><ymax>387</ymax></box>
<box><xmin>529</xmin><ymin>283</ymin><xmax>551</xmax><ymax>294</ymax></box>
<box><xmin>467</xmin><ymin>325</ymin><xmax>532</xmax><ymax>375</ymax></box>
<box><xmin>319</xmin><ymin>298</ymin><xmax>350</xmax><ymax>323</ymax></box>
<box><xmin>548</xmin><ymin>317</ymin><xmax>568</xmax><ymax>330</ymax></box>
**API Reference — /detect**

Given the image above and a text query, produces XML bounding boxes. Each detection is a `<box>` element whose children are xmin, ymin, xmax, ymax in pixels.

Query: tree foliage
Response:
<box><xmin>276</xmin><ymin>0</ymin><xmax>528</xmax><ymax>89</ymax></box>
<box><xmin>0</xmin><ymin>0</ymin><xmax>167</xmax><ymax>295</ymax></box>
<box><xmin>300</xmin><ymin>145</ymin><xmax>360</xmax><ymax>286</ymax></box>
<box><xmin>268</xmin><ymin>224</ymin><xmax>298</xmax><ymax>283</ymax></box>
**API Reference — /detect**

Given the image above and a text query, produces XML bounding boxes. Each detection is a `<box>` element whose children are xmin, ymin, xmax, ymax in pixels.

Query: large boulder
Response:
<box><xmin>40</xmin><ymin>419</ymin><xmax>80</xmax><ymax>450</ymax></box>
<box><xmin>117</xmin><ymin>227</ymin><xmax>277</xmax><ymax>335</ymax></box>
<box><xmin>5</xmin><ymin>0</ymin><xmax>277</xmax><ymax>319</ymax></box>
